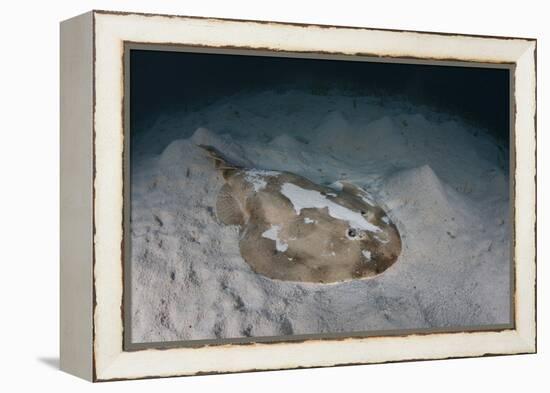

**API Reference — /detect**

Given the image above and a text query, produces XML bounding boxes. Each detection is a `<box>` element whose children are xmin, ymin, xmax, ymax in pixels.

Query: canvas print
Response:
<box><xmin>127</xmin><ymin>48</ymin><xmax>512</xmax><ymax>346</ymax></box>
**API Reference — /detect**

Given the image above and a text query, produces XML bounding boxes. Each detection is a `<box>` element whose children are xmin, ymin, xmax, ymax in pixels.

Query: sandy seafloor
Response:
<box><xmin>130</xmin><ymin>89</ymin><xmax>510</xmax><ymax>343</ymax></box>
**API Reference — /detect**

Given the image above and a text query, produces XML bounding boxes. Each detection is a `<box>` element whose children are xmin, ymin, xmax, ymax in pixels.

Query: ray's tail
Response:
<box><xmin>198</xmin><ymin>144</ymin><xmax>243</xmax><ymax>178</ymax></box>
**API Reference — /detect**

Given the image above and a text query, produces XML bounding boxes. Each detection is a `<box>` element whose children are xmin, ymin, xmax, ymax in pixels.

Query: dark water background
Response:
<box><xmin>130</xmin><ymin>49</ymin><xmax>510</xmax><ymax>152</ymax></box>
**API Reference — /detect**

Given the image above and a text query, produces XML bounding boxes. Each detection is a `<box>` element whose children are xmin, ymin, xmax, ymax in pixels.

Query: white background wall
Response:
<box><xmin>0</xmin><ymin>0</ymin><xmax>545</xmax><ymax>391</ymax></box>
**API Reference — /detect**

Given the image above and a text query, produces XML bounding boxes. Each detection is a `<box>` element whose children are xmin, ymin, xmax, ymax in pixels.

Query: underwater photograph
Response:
<box><xmin>127</xmin><ymin>48</ymin><xmax>512</xmax><ymax>346</ymax></box>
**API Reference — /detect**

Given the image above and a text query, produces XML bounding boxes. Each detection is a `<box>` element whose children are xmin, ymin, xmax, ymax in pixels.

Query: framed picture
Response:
<box><xmin>60</xmin><ymin>10</ymin><xmax>537</xmax><ymax>382</ymax></box>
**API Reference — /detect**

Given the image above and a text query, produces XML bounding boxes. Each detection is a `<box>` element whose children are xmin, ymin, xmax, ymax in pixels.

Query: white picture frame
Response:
<box><xmin>60</xmin><ymin>10</ymin><xmax>536</xmax><ymax>382</ymax></box>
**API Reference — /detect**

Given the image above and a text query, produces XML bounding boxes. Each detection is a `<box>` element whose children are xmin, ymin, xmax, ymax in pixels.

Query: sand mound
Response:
<box><xmin>361</xmin><ymin>116</ymin><xmax>409</xmax><ymax>159</ymax></box>
<box><xmin>312</xmin><ymin>110</ymin><xmax>353</xmax><ymax>153</ymax></box>
<box><xmin>383</xmin><ymin>165</ymin><xmax>452</xmax><ymax>217</ymax></box>
<box><xmin>380</xmin><ymin>164</ymin><xmax>477</xmax><ymax>245</ymax></box>
<box><xmin>315</xmin><ymin>110</ymin><xmax>351</xmax><ymax>137</ymax></box>
<box><xmin>313</xmin><ymin>113</ymin><xmax>410</xmax><ymax>164</ymax></box>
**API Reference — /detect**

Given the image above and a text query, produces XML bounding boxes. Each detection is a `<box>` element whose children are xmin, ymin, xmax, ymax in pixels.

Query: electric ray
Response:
<box><xmin>201</xmin><ymin>145</ymin><xmax>402</xmax><ymax>283</ymax></box>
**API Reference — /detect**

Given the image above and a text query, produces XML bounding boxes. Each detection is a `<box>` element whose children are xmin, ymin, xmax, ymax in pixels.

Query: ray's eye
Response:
<box><xmin>360</xmin><ymin>210</ymin><xmax>366</xmax><ymax>215</ymax></box>
<box><xmin>348</xmin><ymin>229</ymin><xmax>357</xmax><ymax>238</ymax></box>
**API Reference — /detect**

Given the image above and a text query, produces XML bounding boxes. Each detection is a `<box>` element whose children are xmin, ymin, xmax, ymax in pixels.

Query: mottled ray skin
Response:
<box><xmin>201</xmin><ymin>145</ymin><xmax>401</xmax><ymax>283</ymax></box>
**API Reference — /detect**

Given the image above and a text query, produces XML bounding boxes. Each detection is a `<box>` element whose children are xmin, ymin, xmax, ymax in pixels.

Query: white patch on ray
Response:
<box><xmin>261</xmin><ymin>224</ymin><xmax>288</xmax><ymax>252</ymax></box>
<box><xmin>280</xmin><ymin>183</ymin><xmax>382</xmax><ymax>233</ymax></box>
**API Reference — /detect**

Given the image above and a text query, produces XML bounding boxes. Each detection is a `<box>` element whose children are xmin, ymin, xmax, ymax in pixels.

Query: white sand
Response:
<box><xmin>130</xmin><ymin>90</ymin><xmax>510</xmax><ymax>343</ymax></box>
